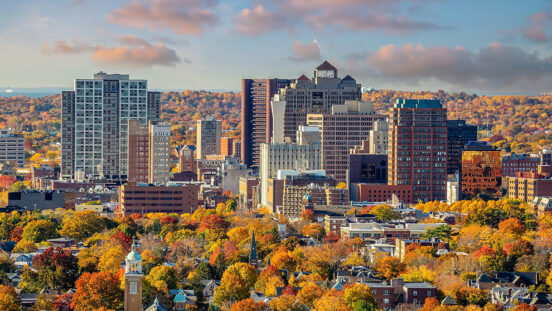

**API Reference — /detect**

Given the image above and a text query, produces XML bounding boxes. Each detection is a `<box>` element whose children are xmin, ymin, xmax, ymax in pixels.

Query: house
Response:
<box><xmin>201</xmin><ymin>280</ymin><xmax>220</xmax><ymax>300</ymax></box>
<box><xmin>402</xmin><ymin>281</ymin><xmax>437</xmax><ymax>307</ymax></box>
<box><xmin>47</xmin><ymin>237</ymin><xmax>75</xmax><ymax>249</ymax></box>
<box><xmin>469</xmin><ymin>272</ymin><xmax>539</xmax><ymax>290</ymax></box>
<box><xmin>6</xmin><ymin>272</ymin><xmax>21</xmax><ymax>286</ymax></box>
<box><xmin>491</xmin><ymin>286</ymin><xmax>552</xmax><ymax>310</ymax></box>
<box><xmin>335</xmin><ymin>268</ymin><xmax>381</xmax><ymax>285</ymax></box>
<box><xmin>145</xmin><ymin>298</ymin><xmax>167</xmax><ymax>311</ymax></box>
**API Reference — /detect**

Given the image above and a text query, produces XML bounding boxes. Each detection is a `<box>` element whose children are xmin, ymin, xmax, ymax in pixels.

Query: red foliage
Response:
<box><xmin>209</xmin><ymin>248</ymin><xmax>223</xmax><ymax>266</ymax></box>
<box><xmin>10</xmin><ymin>226</ymin><xmax>23</xmax><ymax>242</ymax></box>
<box><xmin>160</xmin><ymin>216</ymin><xmax>178</xmax><ymax>225</ymax></box>
<box><xmin>111</xmin><ymin>231</ymin><xmax>133</xmax><ymax>252</ymax></box>
<box><xmin>301</xmin><ymin>209</ymin><xmax>314</xmax><ymax>221</ymax></box>
<box><xmin>198</xmin><ymin>214</ymin><xmax>229</xmax><ymax>232</ymax></box>
<box><xmin>282</xmin><ymin>285</ymin><xmax>297</xmax><ymax>296</ymax></box>
<box><xmin>53</xmin><ymin>293</ymin><xmax>73</xmax><ymax>311</ymax></box>
<box><xmin>324</xmin><ymin>232</ymin><xmax>340</xmax><ymax>243</ymax></box>
<box><xmin>130</xmin><ymin>213</ymin><xmax>142</xmax><ymax>221</ymax></box>
<box><xmin>223</xmin><ymin>241</ymin><xmax>239</xmax><ymax>260</ymax></box>
<box><xmin>404</xmin><ymin>243</ymin><xmax>421</xmax><ymax>253</ymax></box>
<box><xmin>0</xmin><ymin>175</ymin><xmax>17</xmax><ymax>189</ymax></box>
<box><xmin>361</xmin><ymin>205</ymin><xmax>374</xmax><ymax>214</ymax></box>
<box><xmin>474</xmin><ymin>246</ymin><xmax>495</xmax><ymax>258</ymax></box>
<box><xmin>222</xmin><ymin>190</ymin><xmax>233</xmax><ymax>198</ymax></box>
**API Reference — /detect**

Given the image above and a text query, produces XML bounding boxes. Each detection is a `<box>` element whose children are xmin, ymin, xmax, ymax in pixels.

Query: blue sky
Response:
<box><xmin>0</xmin><ymin>0</ymin><xmax>551</xmax><ymax>94</ymax></box>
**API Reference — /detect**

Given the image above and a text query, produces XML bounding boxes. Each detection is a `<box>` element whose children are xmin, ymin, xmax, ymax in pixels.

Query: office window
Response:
<box><xmin>413</xmin><ymin>290</ymin><xmax>417</xmax><ymax>296</ymax></box>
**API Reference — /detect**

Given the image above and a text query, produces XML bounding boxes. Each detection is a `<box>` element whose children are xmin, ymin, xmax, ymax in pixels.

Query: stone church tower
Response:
<box><xmin>125</xmin><ymin>241</ymin><xmax>143</xmax><ymax>311</ymax></box>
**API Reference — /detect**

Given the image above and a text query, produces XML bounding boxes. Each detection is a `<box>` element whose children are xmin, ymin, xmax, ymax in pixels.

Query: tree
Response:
<box><xmin>269</xmin><ymin>294</ymin><xmax>303</xmax><ymax>311</ymax></box>
<box><xmin>313</xmin><ymin>292</ymin><xmax>349</xmax><ymax>311</ymax></box>
<box><xmin>371</xmin><ymin>204</ymin><xmax>402</xmax><ymax>221</ymax></box>
<box><xmin>228</xmin><ymin>298</ymin><xmax>267</xmax><ymax>311</ymax></box>
<box><xmin>98</xmin><ymin>245</ymin><xmax>125</xmax><ymax>273</ymax></box>
<box><xmin>511</xmin><ymin>304</ymin><xmax>537</xmax><ymax>311</ymax></box>
<box><xmin>32</xmin><ymin>247</ymin><xmax>79</xmax><ymax>291</ymax></box>
<box><xmin>420</xmin><ymin>297</ymin><xmax>440</xmax><ymax>311</ymax></box>
<box><xmin>375</xmin><ymin>256</ymin><xmax>405</xmax><ymax>280</ymax></box>
<box><xmin>59</xmin><ymin>211</ymin><xmax>109</xmax><ymax>241</ymax></box>
<box><xmin>457</xmin><ymin>287</ymin><xmax>489</xmax><ymax>307</ymax></box>
<box><xmin>21</xmin><ymin>219</ymin><xmax>56</xmax><ymax>243</ymax></box>
<box><xmin>421</xmin><ymin>224</ymin><xmax>455</xmax><ymax>241</ymax></box>
<box><xmin>302</xmin><ymin>224</ymin><xmax>325</xmax><ymax>241</ymax></box>
<box><xmin>0</xmin><ymin>176</ymin><xmax>17</xmax><ymax>190</ymax></box>
<box><xmin>498</xmin><ymin>218</ymin><xmax>526</xmax><ymax>237</ymax></box>
<box><xmin>343</xmin><ymin>283</ymin><xmax>376</xmax><ymax>310</ymax></box>
<box><xmin>213</xmin><ymin>263</ymin><xmax>257</xmax><ymax>308</ymax></box>
<box><xmin>71</xmin><ymin>271</ymin><xmax>123</xmax><ymax>310</ymax></box>
<box><xmin>13</xmin><ymin>240</ymin><xmax>37</xmax><ymax>253</ymax></box>
<box><xmin>0</xmin><ymin>285</ymin><xmax>20</xmax><ymax>311</ymax></box>
<box><xmin>145</xmin><ymin>265</ymin><xmax>179</xmax><ymax>291</ymax></box>
<box><xmin>297</xmin><ymin>283</ymin><xmax>324</xmax><ymax>309</ymax></box>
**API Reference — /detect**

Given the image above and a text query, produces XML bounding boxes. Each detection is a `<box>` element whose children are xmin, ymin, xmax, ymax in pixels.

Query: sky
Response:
<box><xmin>0</xmin><ymin>0</ymin><xmax>551</xmax><ymax>95</ymax></box>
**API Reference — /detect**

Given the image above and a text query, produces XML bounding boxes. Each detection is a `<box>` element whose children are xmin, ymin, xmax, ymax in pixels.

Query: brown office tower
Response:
<box><xmin>307</xmin><ymin>100</ymin><xmax>385</xmax><ymax>182</ymax></box>
<box><xmin>221</xmin><ymin>137</ymin><xmax>234</xmax><ymax>156</ymax></box>
<box><xmin>461</xmin><ymin>141</ymin><xmax>501</xmax><ymax>199</ymax></box>
<box><xmin>178</xmin><ymin>145</ymin><xmax>195</xmax><ymax>172</ymax></box>
<box><xmin>127</xmin><ymin>120</ymin><xmax>149</xmax><ymax>183</ymax></box>
<box><xmin>241</xmin><ymin>78</ymin><xmax>292</xmax><ymax>169</ymax></box>
<box><xmin>388</xmin><ymin>99</ymin><xmax>448</xmax><ymax>203</ymax></box>
<box><xmin>127</xmin><ymin>120</ymin><xmax>170</xmax><ymax>184</ymax></box>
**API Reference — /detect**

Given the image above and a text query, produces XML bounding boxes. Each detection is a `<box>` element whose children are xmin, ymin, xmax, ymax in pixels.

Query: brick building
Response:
<box><xmin>118</xmin><ymin>183</ymin><xmax>200</xmax><ymax>216</ymax></box>
<box><xmin>461</xmin><ymin>141</ymin><xmax>502</xmax><ymax>198</ymax></box>
<box><xmin>502</xmin><ymin>153</ymin><xmax>540</xmax><ymax>177</ymax></box>
<box><xmin>507</xmin><ymin>166</ymin><xmax>552</xmax><ymax>203</ymax></box>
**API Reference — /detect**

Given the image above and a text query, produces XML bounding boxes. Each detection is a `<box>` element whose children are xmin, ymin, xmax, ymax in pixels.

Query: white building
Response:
<box><xmin>61</xmin><ymin>72</ymin><xmax>161</xmax><ymax>181</ymax></box>
<box><xmin>149</xmin><ymin>123</ymin><xmax>171</xmax><ymax>184</ymax></box>
<box><xmin>0</xmin><ymin>129</ymin><xmax>24</xmax><ymax>167</ymax></box>
<box><xmin>368</xmin><ymin>120</ymin><xmax>389</xmax><ymax>155</ymax></box>
<box><xmin>217</xmin><ymin>157</ymin><xmax>252</xmax><ymax>195</ymax></box>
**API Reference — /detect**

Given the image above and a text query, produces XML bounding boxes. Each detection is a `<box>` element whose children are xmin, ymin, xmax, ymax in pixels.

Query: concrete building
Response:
<box><xmin>296</xmin><ymin>125</ymin><xmax>321</xmax><ymax>145</ymax></box>
<box><xmin>239</xmin><ymin>177</ymin><xmax>259</xmax><ymax>212</ymax></box>
<box><xmin>276</xmin><ymin>61</ymin><xmax>362</xmax><ymax>142</ymax></box>
<box><xmin>7</xmin><ymin>191</ymin><xmax>76</xmax><ymax>210</ymax></box>
<box><xmin>356</xmin><ymin>184</ymin><xmax>413</xmax><ymax>203</ymax></box>
<box><xmin>178</xmin><ymin>145</ymin><xmax>195</xmax><ymax>173</ymax></box>
<box><xmin>127</xmin><ymin>120</ymin><xmax>170</xmax><ymax>184</ymax></box>
<box><xmin>368</xmin><ymin>120</ymin><xmax>389</xmax><ymax>155</ymax></box>
<box><xmin>307</xmin><ymin>100</ymin><xmax>386</xmax><ymax>182</ymax></box>
<box><xmin>447</xmin><ymin>120</ymin><xmax>478</xmax><ymax>175</ymax></box>
<box><xmin>220</xmin><ymin>137</ymin><xmax>234</xmax><ymax>156</ymax></box>
<box><xmin>216</xmin><ymin>157</ymin><xmax>252</xmax><ymax>195</ymax></box>
<box><xmin>196</xmin><ymin>116</ymin><xmax>221</xmax><ymax>159</ymax></box>
<box><xmin>241</xmin><ymin>78</ymin><xmax>292</xmax><ymax>169</ymax></box>
<box><xmin>61</xmin><ymin>72</ymin><xmax>161</xmax><ymax>181</ymax></box>
<box><xmin>0</xmin><ymin>129</ymin><xmax>24</xmax><ymax>167</ymax></box>
<box><xmin>507</xmin><ymin>166</ymin><xmax>552</xmax><ymax>203</ymax></box>
<box><xmin>502</xmin><ymin>153</ymin><xmax>540</xmax><ymax>177</ymax></box>
<box><xmin>461</xmin><ymin>141</ymin><xmax>502</xmax><ymax>199</ymax></box>
<box><xmin>388</xmin><ymin>99</ymin><xmax>448</xmax><ymax>203</ymax></box>
<box><xmin>118</xmin><ymin>183</ymin><xmax>200</xmax><ymax>216</ymax></box>
<box><xmin>282</xmin><ymin>183</ymin><xmax>348</xmax><ymax>218</ymax></box>
<box><xmin>259</xmin><ymin>142</ymin><xmax>322</xmax><ymax>207</ymax></box>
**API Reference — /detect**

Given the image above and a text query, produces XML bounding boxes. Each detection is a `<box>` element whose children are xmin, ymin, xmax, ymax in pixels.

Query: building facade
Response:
<box><xmin>368</xmin><ymin>120</ymin><xmax>389</xmax><ymax>155</ymax></box>
<box><xmin>127</xmin><ymin>120</ymin><xmax>171</xmax><ymax>184</ymax></box>
<box><xmin>307</xmin><ymin>100</ymin><xmax>386</xmax><ymax>182</ymax></box>
<box><xmin>502</xmin><ymin>153</ymin><xmax>540</xmax><ymax>177</ymax></box>
<box><xmin>461</xmin><ymin>142</ymin><xmax>502</xmax><ymax>198</ymax></box>
<box><xmin>61</xmin><ymin>72</ymin><xmax>161</xmax><ymax>181</ymax></box>
<box><xmin>241</xmin><ymin>78</ymin><xmax>292</xmax><ymax>169</ymax></box>
<box><xmin>0</xmin><ymin>129</ymin><xmax>24</xmax><ymax>167</ymax></box>
<box><xmin>178</xmin><ymin>145</ymin><xmax>195</xmax><ymax>173</ymax></box>
<box><xmin>447</xmin><ymin>120</ymin><xmax>478</xmax><ymax>175</ymax></box>
<box><xmin>196</xmin><ymin>116</ymin><xmax>221</xmax><ymax>159</ymax></box>
<box><xmin>388</xmin><ymin>99</ymin><xmax>448</xmax><ymax>203</ymax></box>
<box><xmin>259</xmin><ymin>142</ymin><xmax>322</xmax><ymax>207</ymax></box>
<box><xmin>220</xmin><ymin>137</ymin><xmax>234</xmax><ymax>156</ymax></box>
<box><xmin>507</xmin><ymin>167</ymin><xmax>552</xmax><ymax>203</ymax></box>
<box><xmin>118</xmin><ymin>183</ymin><xmax>200</xmax><ymax>216</ymax></box>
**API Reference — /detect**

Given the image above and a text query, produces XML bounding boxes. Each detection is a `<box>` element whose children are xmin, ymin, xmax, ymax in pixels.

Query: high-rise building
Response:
<box><xmin>502</xmin><ymin>153</ymin><xmax>540</xmax><ymax>177</ymax></box>
<box><xmin>61</xmin><ymin>72</ymin><xmax>160</xmax><ymax>181</ymax></box>
<box><xmin>259</xmin><ymin>143</ymin><xmax>322</xmax><ymax>207</ymax></box>
<box><xmin>461</xmin><ymin>141</ymin><xmax>501</xmax><ymax>198</ymax></box>
<box><xmin>220</xmin><ymin>137</ymin><xmax>234</xmax><ymax>156</ymax></box>
<box><xmin>447</xmin><ymin>120</ymin><xmax>477</xmax><ymax>175</ymax></box>
<box><xmin>178</xmin><ymin>145</ymin><xmax>195</xmax><ymax>172</ymax></box>
<box><xmin>276</xmin><ymin>61</ymin><xmax>362</xmax><ymax>142</ymax></box>
<box><xmin>241</xmin><ymin>78</ymin><xmax>292</xmax><ymax>169</ymax></box>
<box><xmin>296</xmin><ymin>125</ymin><xmax>321</xmax><ymax>145</ymax></box>
<box><xmin>307</xmin><ymin>100</ymin><xmax>386</xmax><ymax>182</ymax></box>
<box><xmin>127</xmin><ymin>120</ymin><xmax>170</xmax><ymax>184</ymax></box>
<box><xmin>196</xmin><ymin>116</ymin><xmax>221</xmax><ymax>159</ymax></box>
<box><xmin>0</xmin><ymin>129</ymin><xmax>24</xmax><ymax>167</ymax></box>
<box><xmin>368</xmin><ymin>120</ymin><xmax>389</xmax><ymax>155</ymax></box>
<box><xmin>388</xmin><ymin>99</ymin><xmax>448</xmax><ymax>203</ymax></box>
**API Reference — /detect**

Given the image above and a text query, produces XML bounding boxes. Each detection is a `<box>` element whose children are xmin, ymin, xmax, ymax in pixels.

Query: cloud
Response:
<box><xmin>348</xmin><ymin>42</ymin><xmax>552</xmax><ymax>92</ymax></box>
<box><xmin>234</xmin><ymin>0</ymin><xmax>446</xmax><ymax>35</ymax></box>
<box><xmin>522</xmin><ymin>11</ymin><xmax>552</xmax><ymax>42</ymax></box>
<box><xmin>291</xmin><ymin>40</ymin><xmax>321</xmax><ymax>61</ymax></box>
<box><xmin>107</xmin><ymin>0</ymin><xmax>217</xmax><ymax>35</ymax></box>
<box><xmin>234</xmin><ymin>4</ymin><xmax>288</xmax><ymax>35</ymax></box>
<box><xmin>41</xmin><ymin>39</ymin><xmax>96</xmax><ymax>54</ymax></box>
<box><xmin>41</xmin><ymin>36</ymin><xmax>182</xmax><ymax>67</ymax></box>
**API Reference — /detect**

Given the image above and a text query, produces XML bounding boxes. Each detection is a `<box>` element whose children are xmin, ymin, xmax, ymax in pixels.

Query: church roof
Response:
<box><xmin>173</xmin><ymin>290</ymin><xmax>189</xmax><ymax>303</ymax></box>
<box><xmin>126</xmin><ymin>242</ymin><xmax>142</xmax><ymax>261</ymax></box>
<box><xmin>249</xmin><ymin>230</ymin><xmax>258</xmax><ymax>262</ymax></box>
<box><xmin>316</xmin><ymin>60</ymin><xmax>337</xmax><ymax>71</ymax></box>
<box><xmin>145</xmin><ymin>298</ymin><xmax>167</xmax><ymax>311</ymax></box>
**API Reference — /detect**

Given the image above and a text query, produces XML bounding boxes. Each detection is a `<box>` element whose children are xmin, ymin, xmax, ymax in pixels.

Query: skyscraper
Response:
<box><xmin>241</xmin><ymin>78</ymin><xmax>292</xmax><ymax>169</ymax></box>
<box><xmin>196</xmin><ymin>116</ymin><xmax>221</xmax><ymax>159</ymax></box>
<box><xmin>446</xmin><ymin>120</ymin><xmax>478</xmax><ymax>175</ymax></box>
<box><xmin>61</xmin><ymin>72</ymin><xmax>160</xmax><ymax>181</ymax></box>
<box><xmin>307</xmin><ymin>100</ymin><xmax>386</xmax><ymax>182</ymax></box>
<box><xmin>388</xmin><ymin>99</ymin><xmax>448</xmax><ymax>202</ymax></box>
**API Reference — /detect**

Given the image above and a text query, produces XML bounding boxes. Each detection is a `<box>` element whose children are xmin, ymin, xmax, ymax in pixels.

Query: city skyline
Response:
<box><xmin>0</xmin><ymin>0</ymin><xmax>551</xmax><ymax>94</ymax></box>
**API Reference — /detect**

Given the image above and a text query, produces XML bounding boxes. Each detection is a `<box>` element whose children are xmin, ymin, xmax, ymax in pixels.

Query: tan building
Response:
<box><xmin>127</xmin><ymin>120</ymin><xmax>170</xmax><ymax>184</ymax></box>
<box><xmin>197</xmin><ymin>116</ymin><xmax>221</xmax><ymax>159</ymax></box>
<box><xmin>118</xmin><ymin>183</ymin><xmax>200</xmax><ymax>216</ymax></box>
<box><xmin>282</xmin><ymin>184</ymin><xmax>348</xmax><ymax>218</ymax></box>
<box><xmin>307</xmin><ymin>100</ymin><xmax>386</xmax><ymax>182</ymax></box>
<box><xmin>507</xmin><ymin>167</ymin><xmax>552</xmax><ymax>203</ymax></box>
<box><xmin>220</xmin><ymin>137</ymin><xmax>234</xmax><ymax>156</ymax></box>
<box><xmin>368</xmin><ymin>120</ymin><xmax>389</xmax><ymax>154</ymax></box>
<box><xmin>239</xmin><ymin>177</ymin><xmax>259</xmax><ymax>212</ymax></box>
<box><xmin>178</xmin><ymin>145</ymin><xmax>195</xmax><ymax>172</ymax></box>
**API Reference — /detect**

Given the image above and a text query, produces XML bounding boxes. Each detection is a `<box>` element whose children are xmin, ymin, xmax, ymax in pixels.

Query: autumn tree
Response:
<box><xmin>213</xmin><ymin>263</ymin><xmax>258</xmax><ymax>308</ymax></box>
<box><xmin>22</xmin><ymin>219</ymin><xmax>56</xmax><ymax>243</ymax></box>
<box><xmin>371</xmin><ymin>204</ymin><xmax>402</xmax><ymax>221</ymax></box>
<box><xmin>59</xmin><ymin>211</ymin><xmax>111</xmax><ymax>241</ymax></box>
<box><xmin>31</xmin><ymin>247</ymin><xmax>79</xmax><ymax>291</ymax></box>
<box><xmin>0</xmin><ymin>285</ymin><xmax>20</xmax><ymax>311</ymax></box>
<box><xmin>71</xmin><ymin>271</ymin><xmax>123</xmax><ymax>310</ymax></box>
<box><xmin>343</xmin><ymin>283</ymin><xmax>376</xmax><ymax>310</ymax></box>
<box><xmin>228</xmin><ymin>298</ymin><xmax>267</xmax><ymax>311</ymax></box>
<box><xmin>375</xmin><ymin>256</ymin><xmax>405</xmax><ymax>280</ymax></box>
<box><xmin>297</xmin><ymin>283</ymin><xmax>324</xmax><ymax>309</ymax></box>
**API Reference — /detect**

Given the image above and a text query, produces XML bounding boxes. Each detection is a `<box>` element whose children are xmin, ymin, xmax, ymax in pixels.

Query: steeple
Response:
<box><xmin>125</xmin><ymin>240</ymin><xmax>143</xmax><ymax>311</ymax></box>
<box><xmin>249</xmin><ymin>230</ymin><xmax>259</xmax><ymax>268</ymax></box>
